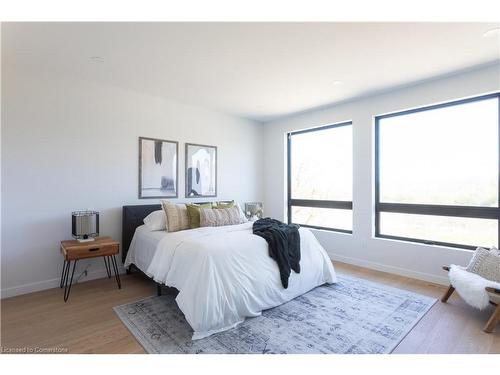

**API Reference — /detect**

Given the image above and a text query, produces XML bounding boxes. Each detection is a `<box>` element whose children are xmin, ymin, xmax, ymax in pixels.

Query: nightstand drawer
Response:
<box><xmin>64</xmin><ymin>242</ymin><xmax>119</xmax><ymax>260</ymax></box>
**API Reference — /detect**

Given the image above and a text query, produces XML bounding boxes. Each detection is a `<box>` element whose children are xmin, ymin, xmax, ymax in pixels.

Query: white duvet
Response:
<box><xmin>125</xmin><ymin>222</ymin><xmax>336</xmax><ymax>340</ymax></box>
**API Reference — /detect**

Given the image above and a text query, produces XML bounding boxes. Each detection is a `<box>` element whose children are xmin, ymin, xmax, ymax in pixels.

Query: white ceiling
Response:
<box><xmin>3</xmin><ymin>22</ymin><xmax>500</xmax><ymax>122</ymax></box>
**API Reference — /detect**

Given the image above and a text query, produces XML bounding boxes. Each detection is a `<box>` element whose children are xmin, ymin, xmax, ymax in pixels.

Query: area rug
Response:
<box><xmin>114</xmin><ymin>275</ymin><xmax>436</xmax><ymax>354</ymax></box>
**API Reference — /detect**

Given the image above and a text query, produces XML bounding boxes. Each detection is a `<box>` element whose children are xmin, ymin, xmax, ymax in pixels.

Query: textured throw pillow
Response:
<box><xmin>213</xmin><ymin>200</ymin><xmax>235</xmax><ymax>209</ymax></box>
<box><xmin>214</xmin><ymin>200</ymin><xmax>248</xmax><ymax>223</ymax></box>
<box><xmin>199</xmin><ymin>206</ymin><xmax>242</xmax><ymax>227</ymax></box>
<box><xmin>186</xmin><ymin>202</ymin><xmax>213</xmax><ymax>229</ymax></box>
<box><xmin>466</xmin><ymin>247</ymin><xmax>500</xmax><ymax>283</ymax></box>
<box><xmin>160</xmin><ymin>200</ymin><xmax>189</xmax><ymax>232</ymax></box>
<box><xmin>143</xmin><ymin>210</ymin><xmax>167</xmax><ymax>231</ymax></box>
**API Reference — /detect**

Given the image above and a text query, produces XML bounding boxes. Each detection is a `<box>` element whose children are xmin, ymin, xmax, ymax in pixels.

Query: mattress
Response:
<box><xmin>126</xmin><ymin>225</ymin><xmax>168</xmax><ymax>272</ymax></box>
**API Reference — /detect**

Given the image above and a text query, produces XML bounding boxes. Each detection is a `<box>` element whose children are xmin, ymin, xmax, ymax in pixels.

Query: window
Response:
<box><xmin>287</xmin><ymin>121</ymin><xmax>353</xmax><ymax>232</ymax></box>
<box><xmin>375</xmin><ymin>93</ymin><xmax>500</xmax><ymax>249</ymax></box>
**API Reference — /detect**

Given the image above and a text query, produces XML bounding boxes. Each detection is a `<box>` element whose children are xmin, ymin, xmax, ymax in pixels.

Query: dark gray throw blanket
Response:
<box><xmin>252</xmin><ymin>218</ymin><xmax>301</xmax><ymax>289</ymax></box>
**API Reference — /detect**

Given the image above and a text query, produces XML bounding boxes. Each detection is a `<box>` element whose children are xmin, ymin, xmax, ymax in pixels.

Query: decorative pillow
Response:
<box><xmin>186</xmin><ymin>202</ymin><xmax>213</xmax><ymax>229</ymax></box>
<box><xmin>214</xmin><ymin>200</ymin><xmax>248</xmax><ymax>223</ymax></box>
<box><xmin>143</xmin><ymin>210</ymin><xmax>167</xmax><ymax>231</ymax></box>
<box><xmin>199</xmin><ymin>206</ymin><xmax>242</xmax><ymax>227</ymax></box>
<box><xmin>235</xmin><ymin>203</ymin><xmax>248</xmax><ymax>223</ymax></box>
<box><xmin>466</xmin><ymin>247</ymin><xmax>500</xmax><ymax>283</ymax></box>
<box><xmin>213</xmin><ymin>200</ymin><xmax>235</xmax><ymax>209</ymax></box>
<box><xmin>160</xmin><ymin>200</ymin><xmax>189</xmax><ymax>232</ymax></box>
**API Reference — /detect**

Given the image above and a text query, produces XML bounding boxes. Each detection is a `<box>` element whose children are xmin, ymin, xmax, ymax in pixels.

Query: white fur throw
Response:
<box><xmin>449</xmin><ymin>265</ymin><xmax>500</xmax><ymax>310</ymax></box>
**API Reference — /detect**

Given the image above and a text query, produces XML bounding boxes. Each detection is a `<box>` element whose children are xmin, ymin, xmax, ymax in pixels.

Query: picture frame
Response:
<box><xmin>185</xmin><ymin>143</ymin><xmax>217</xmax><ymax>198</ymax></box>
<box><xmin>138</xmin><ymin>136</ymin><xmax>178</xmax><ymax>199</ymax></box>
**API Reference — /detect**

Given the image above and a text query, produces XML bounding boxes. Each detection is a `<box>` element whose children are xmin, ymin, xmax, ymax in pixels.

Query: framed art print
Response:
<box><xmin>185</xmin><ymin>143</ymin><xmax>217</xmax><ymax>197</ymax></box>
<box><xmin>139</xmin><ymin>137</ymin><xmax>178</xmax><ymax>199</ymax></box>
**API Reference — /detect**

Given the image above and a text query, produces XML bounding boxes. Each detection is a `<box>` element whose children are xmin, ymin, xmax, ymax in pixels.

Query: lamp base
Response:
<box><xmin>77</xmin><ymin>237</ymin><xmax>96</xmax><ymax>243</ymax></box>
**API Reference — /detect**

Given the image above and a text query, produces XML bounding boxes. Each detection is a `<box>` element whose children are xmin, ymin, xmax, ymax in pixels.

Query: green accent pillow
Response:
<box><xmin>213</xmin><ymin>200</ymin><xmax>235</xmax><ymax>209</ymax></box>
<box><xmin>186</xmin><ymin>203</ymin><xmax>213</xmax><ymax>229</ymax></box>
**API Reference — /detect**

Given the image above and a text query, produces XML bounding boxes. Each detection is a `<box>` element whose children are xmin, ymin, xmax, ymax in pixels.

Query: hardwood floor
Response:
<box><xmin>1</xmin><ymin>261</ymin><xmax>498</xmax><ymax>354</ymax></box>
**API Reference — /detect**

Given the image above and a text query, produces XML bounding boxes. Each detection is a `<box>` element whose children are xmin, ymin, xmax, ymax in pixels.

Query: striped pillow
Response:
<box><xmin>213</xmin><ymin>200</ymin><xmax>235</xmax><ymax>209</ymax></box>
<box><xmin>199</xmin><ymin>206</ymin><xmax>242</xmax><ymax>227</ymax></box>
<box><xmin>160</xmin><ymin>200</ymin><xmax>189</xmax><ymax>232</ymax></box>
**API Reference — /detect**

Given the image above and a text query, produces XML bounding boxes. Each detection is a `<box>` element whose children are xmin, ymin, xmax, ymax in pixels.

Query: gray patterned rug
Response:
<box><xmin>114</xmin><ymin>275</ymin><xmax>436</xmax><ymax>354</ymax></box>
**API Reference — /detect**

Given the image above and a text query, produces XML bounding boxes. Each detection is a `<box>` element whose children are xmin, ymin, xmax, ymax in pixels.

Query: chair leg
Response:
<box><xmin>441</xmin><ymin>285</ymin><xmax>455</xmax><ymax>303</ymax></box>
<box><xmin>484</xmin><ymin>304</ymin><xmax>500</xmax><ymax>333</ymax></box>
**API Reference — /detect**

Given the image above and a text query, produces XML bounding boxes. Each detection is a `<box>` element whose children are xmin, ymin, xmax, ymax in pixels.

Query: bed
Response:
<box><xmin>122</xmin><ymin>204</ymin><xmax>337</xmax><ymax>340</ymax></box>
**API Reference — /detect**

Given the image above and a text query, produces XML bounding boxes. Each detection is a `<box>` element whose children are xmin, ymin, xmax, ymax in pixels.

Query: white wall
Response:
<box><xmin>3</xmin><ymin>60</ymin><xmax>499</xmax><ymax>299</ymax></box>
<box><xmin>263</xmin><ymin>63</ymin><xmax>500</xmax><ymax>285</ymax></box>
<box><xmin>1</xmin><ymin>68</ymin><xmax>263</xmax><ymax>298</ymax></box>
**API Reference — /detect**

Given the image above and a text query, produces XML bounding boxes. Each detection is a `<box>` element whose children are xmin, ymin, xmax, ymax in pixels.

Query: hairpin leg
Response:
<box><xmin>110</xmin><ymin>255</ymin><xmax>121</xmax><ymax>289</ymax></box>
<box><xmin>63</xmin><ymin>260</ymin><xmax>78</xmax><ymax>302</ymax></box>
<box><xmin>103</xmin><ymin>256</ymin><xmax>112</xmax><ymax>278</ymax></box>
<box><xmin>60</xmin><ymin>259</ymin><xmax>69</xmax><ymax>288</ymax></box>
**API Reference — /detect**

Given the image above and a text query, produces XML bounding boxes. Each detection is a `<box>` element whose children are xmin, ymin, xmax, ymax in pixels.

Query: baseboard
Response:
<box><xmin>328</xmin><ymin>252</ymin><xmax>449</xmax><ymax>286</ymax></box>
<box><xmin>1</xmin><ymin>253</ymin><xmax>449</xmax><ymax>298</ymax></box>
<box><xmin>1</xmin><ymin>265</ymin><xmax>126</xmax><ymax>299</ymax></box>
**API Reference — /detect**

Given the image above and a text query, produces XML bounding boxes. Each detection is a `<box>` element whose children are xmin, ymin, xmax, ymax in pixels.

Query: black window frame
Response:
<box><xmin>374</xmin><ymin>92</ymin><xmax>500</xmax><ymax>250</ymax></box>
<box><xmin>287</xmin><ymin>121</ymin><xmax>353</xmax><ymax>234</ymax></box>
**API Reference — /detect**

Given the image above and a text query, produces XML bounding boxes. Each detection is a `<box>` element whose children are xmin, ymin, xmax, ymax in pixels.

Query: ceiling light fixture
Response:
<box><xmin>90</xmin><ymin>56</ymin><xmax>104</xmax><ymax>63</ymax></box>
<box><xmin>483</xmin><ymin>27</ymin><xmax>500</xmax><ymax>38</ymax></box>
<box><xmin>332</xmin><ymin>80</ymin><xmax>343</xmax><ymax>86</ymax></box>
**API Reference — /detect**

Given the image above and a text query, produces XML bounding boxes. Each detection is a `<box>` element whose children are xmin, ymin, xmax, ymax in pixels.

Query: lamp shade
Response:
<box><xmin>72</xmin><ymin>210</ymin><xmax>99</xmax><ymax>239</ymax></box>
<box><xmin>244</xmin><ymin>202</ymin><xmax>263</xmax><ymax>220</ymax></box>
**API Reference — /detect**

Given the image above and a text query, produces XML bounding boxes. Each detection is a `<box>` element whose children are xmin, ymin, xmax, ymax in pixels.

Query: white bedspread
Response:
<box><xmin>125</xmin><ymin>225</ymin><xmax>166</xmax><ymax>271</ymax></box>
<box><xmin>125</xmin><ymin>222</ymin><xmax>336</xmax><ymax>339</ymax></box>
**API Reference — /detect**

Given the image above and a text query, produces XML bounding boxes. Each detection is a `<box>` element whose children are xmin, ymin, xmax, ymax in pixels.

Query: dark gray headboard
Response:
<box><xmin>122</xmin><ymin>204</ymin><xmax>161</xmax><ymax>263</ymax></box>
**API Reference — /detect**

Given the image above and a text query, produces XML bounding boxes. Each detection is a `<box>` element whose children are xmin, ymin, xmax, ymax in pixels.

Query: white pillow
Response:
<box><xmin>143</xmin><ymin>210</ymin><xmax>167</xmax><ymax>231</ymax></box>
<box><xmin>236</xmin><ymin>203</ymin><xmax>248</xmax><ymax>223</ymax></box>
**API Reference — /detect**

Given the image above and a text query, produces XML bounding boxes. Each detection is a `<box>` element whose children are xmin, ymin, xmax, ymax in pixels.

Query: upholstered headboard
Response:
<box><xmin>122</xmin><ymin>202</ymin><xmax>217</xmax><ymax>263</ymax></box>
<box><xmin>122</xmin><ymin>204</ymin><xmax>161</xmax><ymax>263</ymax></box>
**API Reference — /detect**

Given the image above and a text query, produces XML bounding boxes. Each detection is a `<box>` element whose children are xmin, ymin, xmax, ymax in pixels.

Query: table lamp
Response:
<box><xmin>245</xmin><ymin>202</ymin><xmax>263</xmax><ymax>221</ymax></box>
<box><xmin>72</xmin><ymin>210</ymin><xmax>99</xmax><ymax>242</ymax></box>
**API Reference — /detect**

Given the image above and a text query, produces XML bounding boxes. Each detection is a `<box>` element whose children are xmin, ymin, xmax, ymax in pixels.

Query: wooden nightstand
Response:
<box><xmin>60</xmin><ymin>236</ymin><xmax>121</xmax><ymax>302</ymax></box>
